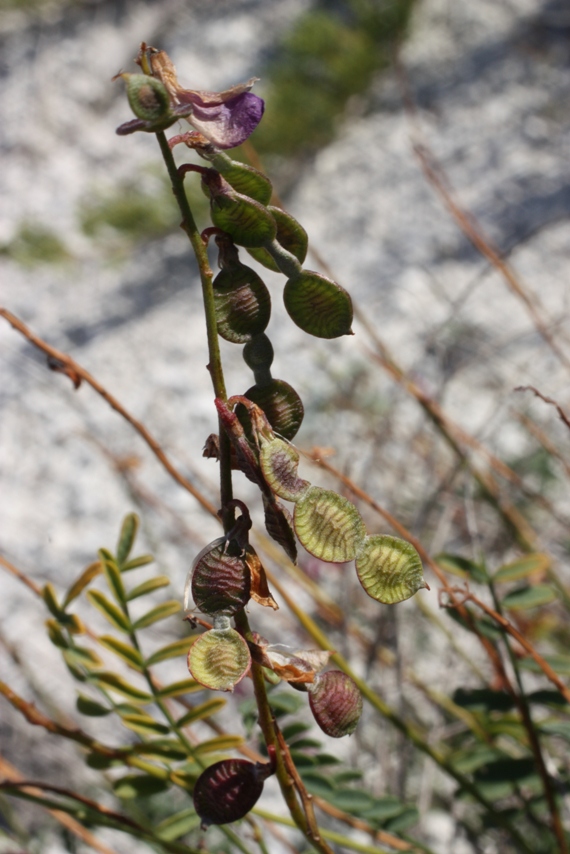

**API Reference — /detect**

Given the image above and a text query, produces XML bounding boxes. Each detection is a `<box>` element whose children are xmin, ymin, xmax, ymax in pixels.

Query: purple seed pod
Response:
<box><xmin>309</xmin><ymin>670</ymin><xmax>363</xmax><ymax>738</ymax></box>
<box><xmin>187</xmin><ymin>538</ymin><xmax>251</xmax><ymax>617</ymax></box>
<box><xmin>193</xmin><ymin>757</ymin><xmax>274</xmax><ymax>828</ymax></box>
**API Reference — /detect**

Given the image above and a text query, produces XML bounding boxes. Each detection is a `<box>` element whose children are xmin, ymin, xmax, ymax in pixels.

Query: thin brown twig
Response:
<box><xmin>514</xmin><ymin>410</ymin><xmax>570</xmax><ymax>480</ymax></box>
<box><xmin>0</xmin><ymin>755</ymin><xmax>119</xmax><ymax>854</ymax></box>
<box><xmin>0</xmin><ymin>307</ymin><xmax>218</xmax><ymax>519</ymax></box>
<box><xmin>515</xmin><ymin>385</ymin><xmax>570</xmax><ymax>432</ymax></box>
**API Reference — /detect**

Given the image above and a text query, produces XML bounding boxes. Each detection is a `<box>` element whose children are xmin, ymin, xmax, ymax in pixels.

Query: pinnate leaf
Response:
<box><xmin>87</xmin><ymin>590</ymin><xmax>131</xmax><ymax>632</ymax></box>
<box><xmin>127</xmin><ymin>576</ymin><xmax>170</xmax><ymax>601</ymax></box>
<box><xmin>116</xmin><ymin>513</ymin><xmax>139</xmax><ymax>565</ymax></box>
<box><xmin>132</xmin><ymin>600</ymin><xmax>181</xmax><ymax>630</ymax></box>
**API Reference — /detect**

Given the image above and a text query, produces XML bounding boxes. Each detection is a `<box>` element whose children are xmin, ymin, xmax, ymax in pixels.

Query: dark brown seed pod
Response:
<box><xmin>187</xmin><ymin>539</ymin><xmax>251</xmax><ymax>616</ymax></box>
<box><xmin>263</xmin><ymin>495</ymin><xmax>298</xmax><ymax>564</ymax></box>
<box><xmin>283</xmin><ymin>270</ymin><xmax>353</xmax><ymax>339</ymax></box>
<box><xmin>247</xmin><ymin>207</ymin><xmax>308</xmax><ymax>273</ymax></box>
<box><xmin>309</xmin><ymin>670</ymin><xmax>363</xmax><ymax>738</ymax></box>
<box><xmin>193</xmin><ymin>757</ymin><xmax>274</xmax><ymax>828</ymax></box>
<box><xmin>213</xmin><ymin>265</ymin><xmax>271</xmax><ymax>344</ymax></box>
<box><xmin>243</xmin><ymin>379</ymin><xmax>304</xmax><ymax>441</ymax></box>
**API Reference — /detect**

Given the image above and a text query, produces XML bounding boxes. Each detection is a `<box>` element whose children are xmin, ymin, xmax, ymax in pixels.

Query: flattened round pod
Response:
<box><xmin>284</xmin><ymin>271</ymin><xmax>353</xmax><ymax>339</ymax></box>
<box><xmin>187</xmin><ymin>627</ymin><xmax>251</xmax><ymax>692</ymax></box>
<box><xmin>260</xmin><ymin>438</ymin><xmax>310</xmax><ymax>502</ymax></box>
<box><xmin>355</xmin><ymin>535</ymin><xmax>427</xmax><ymax>604</ymax></box>
<box><xmin>194</xmin><ymin>758</ymin><xmax>271</xmax><ymax>828</ymax></box>
<box><xmin>213</xmin><ymin>265</ymin><xmax>271</xmax><ymax>344</ymax></box>
<box><xmin>309</xmin><ymin>671</ymin><xmax>363</xmax><ymax>738</ymax></box>
<box><xmin>211</xmin><ymin>193</ymin><xmax>277</xmax><ymax>248</ymax></box>
<box><xmin>244</xmin><ymin>379</ymin><xmax>304</xmax><ymax>441</ymax></box>
<box><xmin>190</xmin><ymin>540</ymin><xmax>251</xmax><ymax>616</ymax></box>
<box><xmin>294</xmin><ymin>486</ymin><xmax>366</xmax><ymax>563</ymax></box>
<box><xmin>247</xmin><ymin>207</ymin><xmax>308</xmax><ymax>273</ymax></box>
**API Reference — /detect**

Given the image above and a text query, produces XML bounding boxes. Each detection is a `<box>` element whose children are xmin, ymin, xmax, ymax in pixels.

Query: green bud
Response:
<box><xmin>122</xmin><ymin>74</ymin><xmax>171</xmax><ymax>124</ymax></box>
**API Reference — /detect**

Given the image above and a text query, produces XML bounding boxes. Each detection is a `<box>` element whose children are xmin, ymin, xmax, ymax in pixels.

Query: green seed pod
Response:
<box><xmin>188</xmin><ymin>539</ymin><xmax>251</xmax><ymax>616</ymax></box>
<box><xmin>260</xmin><ymin>437</ymin><xmax>310</xmax><ymax>502</ymax></box>
<box><xmin>355</xmin><ymin>535</ymin><xmax>427</xmax><ymax>604</ymax></box>
<box><xmin>187</xmin><ymin>624</ymin><xmax>251</xmax><ymax>692</ymax></box>
<box><xmin>244</xmin><ymin>379</ymin><xmax>304</xmax><ymax>441</ymax></box>
<box><xmin>123</xmin><ymin>74</ymin><xmax>171</xmax><ymax>124</ymax></box>
<box><xmin>202</xmin><ymin>170</ymin><xmax>277</xmax><ymax>248</ymax></box>
<box><xmin>214</xmin><ymin>265</ymin><xmax>271</xmax><ymax>344</ymax></box>
<box><xmin>194</xmin><ymin>757</ymin><xmax>274</xmax><ymax>829</ymax></box>
<box><xmin>210</xmin><ymin>155</ymin><xmax>273</xmax><ymax>205</ymax></box>
<box><xmin>309</xmin><ymin>671</ymin><xmax>363</xmax><ymax>738</ymax></box>
<box><xmin>284</xmin><ymin>270</ymin><xmax>353</xmax><ymax>339</ymax></box>
<box><xmin>247</xmin><ymin>207</ymin><xmax>308</xmax><ymax>273</ymax></box>
<box><xmin>294</xmin><ymin>486</ymin><xmax>366</xmax><ymax>563</ymax></box>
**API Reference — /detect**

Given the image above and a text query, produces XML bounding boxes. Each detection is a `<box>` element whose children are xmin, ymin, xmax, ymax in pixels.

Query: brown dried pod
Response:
<box><xmin>263</xmin><ymin>495</ymin><xmax>298</xmax><ymax>564</ymax></box>
<box><xmin>247</xmin><ymin>207</ymin><xmax>308</xmax><ymax>273</ymax></box>
<box><xmin>308</xmin><ymin>670</ymin><xmax>363</xmax><ymax>738</ymax></box>
<box><xmin>283</xmin><ymin>270</ymin><xmax>353</xmax><ymax>339</ymax></box>
<box><xmin>243</xmin><ymin>379</ymin><xmax>304</xmax><ymax>441</ymax></box>
<box><xmin>187</xmin><ymin>538</ymin><xmax>251</xmax><ymax>616</ymax></box>
<box><xmin>193</xmin><ymin>757</ymin><xmax>275</xmax><ymax>828</ymax></box>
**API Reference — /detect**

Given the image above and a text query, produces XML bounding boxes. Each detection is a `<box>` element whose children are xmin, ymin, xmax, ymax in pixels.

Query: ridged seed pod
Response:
<box><xmin>213</xmin><ymin>264</ymin><xmax>271</xmax><ymax>343</ymax></box>
<box><xmin>202</xmin><ymin>170</ymin><xmax>277</xmax><ymax>248</ymax></box>
<box><xmin>247</xmin><ymin>207</ymin><xmax>308</xmax><ymax>273</ymax></box>
<box><xmin>193</xmin><ymin>758</ymin><xmax>274</xmax><ymax>828</ymax></box>
<box><xmin>284</xmin><ymin>271</ymin><xmax>353</xmax><ymax>339</ymax></box>
<box><xmin>187</xmin><ymin>626</ymin><xmax>251</xmax><ymax>692</ymax></box>
<box><xmin>244</xmin><ymin>379</ymin><xmax>304</xmax><ymax>441</ymax></box>
<box><xmin>355</xmin><ymin>535</ymin><xmax>427</xmax><ymax>604</ymax></box>
<box><xmin>294</xmin><ymin>486</ymin><xmax>366</xmax><ymax>563</ymax></box>
<box><xmin>309</xmin><ymin>671</ymin><xmax>363</xmax><ymax>738</ymax></box>
<box><xmin>189</xmin><ymin>539</ymin><xmax>251</xmax><ymax>616</ymax></box>
<box><xmin>260</xmin><ymin>437</ymin><xmax>310</xmax><ymax>502</ymax></box>
<box><xmin>211</xmin><ymin>155</ymin><xmax>273</xmax><ymax>205</ymax></box>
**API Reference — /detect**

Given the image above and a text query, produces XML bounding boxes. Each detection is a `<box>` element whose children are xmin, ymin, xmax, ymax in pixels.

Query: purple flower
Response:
<box><xmin>117</xmin><ymin>44</ymin><xmax>264</xmax><ymax>149</ymax></box>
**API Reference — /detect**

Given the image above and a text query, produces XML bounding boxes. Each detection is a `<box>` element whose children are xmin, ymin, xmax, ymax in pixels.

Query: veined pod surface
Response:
<box><xmin>355</xmin><ymin>535</ymin><xmax>427</xmax><ymax>604</ymax></box>
<box><xmin>309</xmin><ymin>671</ymin><xmax>363</xmax><ymax>738</ymax></box>
<box><xmin>189</xmin><ymin>540</ymin><xmax>251</xmax><ymax>616</ymax></box>
<box><xmin>247</xmin><ymin>207</ymin><xmax>308</xmax><ymax>272</ymax></box>
<box><xmin>211</xmin><ymin>156</ymin><xmax>272</xmax><ymax>205</ymax></box>
<box><xmin>294</xmin><ymin>486</ymin><xmax>366</xmax><ymax>563</ymax></box>
<box><xmin>260</xmin><ymin>437</ymin><xmax>310</xmax><ymax>502</ymax></box>
<box><xmin>202</xmin><ymin>171</ymin><xmax>277</xmax><ymax>248</ymax></box>
<box><xmin>213</xmin><ymin>264</ymin><xmax>271</xmax><ymax>344</ymax></box>
<box><xmin>243</xmin><ymin>379</ymin><xmax>304</xmax><ymax>441</ymax></box>
<box><xmin>194</xmin><ymin>757</ymin><xmax>274</xmax><ymax>828</ymax></box>
<box><xmin>283</xmin><ymin>270</ymin><xmax>353</xmax><ymax>339</ymax></box>
<box><xmin>187</xmin><ymin>627</ymin><xmax>251</xmax><ymax>692</ymax></box>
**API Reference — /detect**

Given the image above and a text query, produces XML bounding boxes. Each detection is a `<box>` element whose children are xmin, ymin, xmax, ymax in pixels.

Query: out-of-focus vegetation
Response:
<box><xmin>0</xmin><ymin>221</ymin><xmax>70</xmax><ymax>265</ymax></box>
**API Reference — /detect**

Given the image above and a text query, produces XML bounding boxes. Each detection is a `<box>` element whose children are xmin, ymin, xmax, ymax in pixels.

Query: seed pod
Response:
<box><xmin>210</xmin><ymin>155</ymin><xmax>273</xmax><ymax>205</ymax></box>
<box><xmin>294</xmin><ymin>486</ymin><xmax>366</xmax><ymax>563</ymax></box>
<box><xmin>243</xmin><ymin>333</ymin><xmax>274</xmax><ymax>372</ymax></box>
<box><xmin>309</xmin><ymin>671</ymin><xmax>363</xmax><ymax>738</ymax></box>
<box><xmin>244</xmin><ymin>379</ymin><xmax>304</xmax><ymax>441</ymax></box>
<box><xmin>247</xmin><ymin>207</ymin><xmax>308</xmax><ymax>273</ymax></box>
<box><xmin>263</xmin><ymin>495</ymin><xmax>298</xmax><ymax>564</ymax></box>
<box><xmin>122</xmin><ymin>74</ymin><xmax>171</xmax><ymax>124</ymax></box>
<box><xmin>187</xmin><ymin>625</ymin><xmax>251</xmax><ymax>692</ymax></box>
<box><xmin>194</xmin><ymin>757</ymin><xmax>274</xmax><ymax>828</ymax></box>
<box><xmin>202</xmin><ymin>170</ymin><xmax>277</xmax><ymax>248</ymax></box>
<box><xmin>213</xmin><ymin>265</ymin><xmax>271</xmax><ymax>344</ymax></box>
<box><xmin>284</xmin><ymin>270</ymin><xmax>353</xmax><ymax>339</ymax></box>
<box><xmin>355</xmin><ymin>535</ymin><xmax>427</xmax><ymax>604</ymax></box>
<box><xmin>188</xmin><ymin>539</ymin><xmax>251</xmax><ymax>616</ymax></box>
<box><xmin>260</xmin><ymin>437</ymin><xmax>310</xmax><ymax>502</ymax></box>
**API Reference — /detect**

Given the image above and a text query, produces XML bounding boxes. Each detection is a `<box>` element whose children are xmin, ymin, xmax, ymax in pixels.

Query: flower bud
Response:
<box><xmin>193</xmin><ymin>757</ymin><xmax>274</xmax><ymax>828</ymax></box>
<box><xmin>309</xmin><ymin>671</ymin><xmax>363</xmax><ymax>738</ymax></box>
<box><xmin>247</xmin><ymin>207</ymin><xmax>308</xmax><ymax>273</ymax></box>
<box><xmin>284</xmin><ymin>270</ymin><xmax>353</xmax><ymax>339</ymax></box>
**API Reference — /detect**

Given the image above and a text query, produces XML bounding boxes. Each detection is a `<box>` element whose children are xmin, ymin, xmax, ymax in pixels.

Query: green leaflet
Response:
<box><xmin>132</xmin><ymin>600</ymin><xmax>181</xmax><ymax>630</ymax></box>
<box><xmin>87</xmin><ymin>590</ymin><xmax>131</xmax><ymax>633</ymax></box>
<box><xmin>63</xmin><ymin>561</ymin><xmax>102</xmax><ymax>608</ymax></box>
<box><xmin>116</xmin><ymin>513</ymin><xmax>140</xmax><ymax>565</ymax></box>
<box><xmin>176</xmin><ymin>698</ymin><xmax>227</xmax><ymax>727</ymax></box>
<box><xmin>127</xmin><ymin>576</ymin><xmax>171</xmax><ymax>601</ymax></box>
<box><xmin>501</xmin><ymin>585</ymin><xmax>557</xmax><ymax>610</ymax></box>
<box><xmin>493</xmin><ymin>552</ymin><xmax>550</xmax><ymax>583</ymax></box>
<box><xmin>146</xmin><ymin>637</ymin><xmax>192</xmax><ymax>666</ymax></box>
<box><xmin>89</xmin><ymin>671</ymin><xmax>152</xmax><ymax>703</ymax></box>
<box><xmin>98</xmin><ymin>635</ymin><xmax>144</xmax><ymax>670</ymax></box>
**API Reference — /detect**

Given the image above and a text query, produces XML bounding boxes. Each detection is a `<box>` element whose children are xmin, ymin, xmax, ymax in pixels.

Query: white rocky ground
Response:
<box><xmin>1</xmin><ymin>0</ymin><xmax>570</xmax><ymax>851</ymax></box>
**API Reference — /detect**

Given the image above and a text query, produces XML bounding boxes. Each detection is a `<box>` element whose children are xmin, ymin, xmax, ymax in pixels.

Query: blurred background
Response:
<box><xmin>2</xmin><ymin>0</ymin><xmax>570</xmax><ymax>851</ymax></box>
